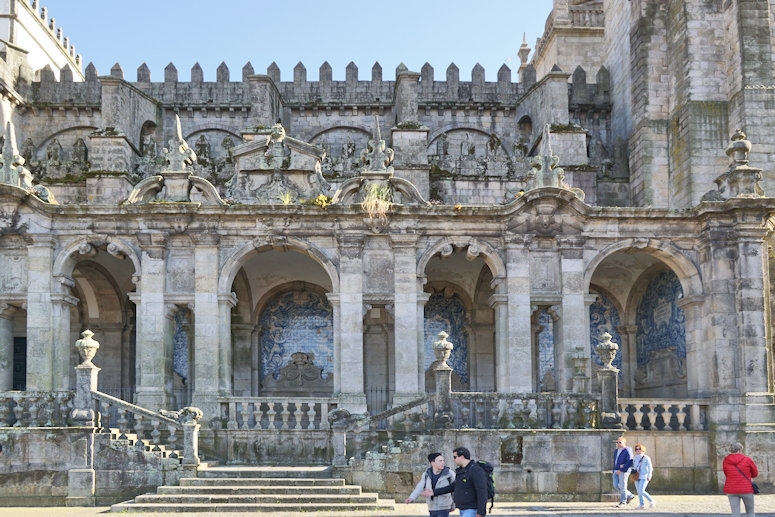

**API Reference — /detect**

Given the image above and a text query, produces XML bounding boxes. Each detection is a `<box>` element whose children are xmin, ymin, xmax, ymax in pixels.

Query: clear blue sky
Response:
<box><xmin>38</xmin><ymin>0</ymin><xmax>554</xmax><ymax>82</ymax></box>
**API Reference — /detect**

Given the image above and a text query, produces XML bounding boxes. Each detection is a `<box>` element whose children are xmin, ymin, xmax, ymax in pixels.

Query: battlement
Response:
<box><xmin>18</xmin><ymin>0</ymin><xmax>82</xmax><ymax>78</ymax></box>
<box><xmin>29</xmin><ymin>59</ymin><xmax>612</xmax><ymax>113</ymax></box>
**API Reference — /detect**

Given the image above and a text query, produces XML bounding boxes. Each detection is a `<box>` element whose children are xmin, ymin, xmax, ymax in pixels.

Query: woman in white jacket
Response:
<box><xmin>632</xmin><ymin>443</ymin><xmax>656</xmax><ymax>509</ymax></box>
<box><xmin>405</xmin><ymin>452</ymin><xmax>456</xmax><ymax>517</ymax></box>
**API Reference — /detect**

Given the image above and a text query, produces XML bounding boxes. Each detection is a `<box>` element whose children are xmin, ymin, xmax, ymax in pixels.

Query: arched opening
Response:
<box><xmin>423</xmin><ymin>246</ymin><xmax>496</xmax><ymax>391</ymax></box>
<box><xmin>589</xmin><ymin>247</ymin><xmax>689</xmax><ymax>398</ymax></box>
<box><xmin>68</xmin><ymin>247</ymin><xmax>137</xmax><ymax>400</ymax></box>
<box><xmin>229</xmin><ymin>248</ymin><xmax>334</xmax><ymax>397</ymax></box>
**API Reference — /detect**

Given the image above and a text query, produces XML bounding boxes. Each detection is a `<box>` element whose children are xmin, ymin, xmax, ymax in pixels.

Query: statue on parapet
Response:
<box><xmin>162</xmin><ymin>115</ymin><xmax>197</xmax><ymax>171</ymax></box>
<box><xmin>524</xmin><ymin>124</ymin><xmax>585</xmax><ymax>201</ymax></box>
<box><xmin>360</xmin><ymin>117</ymin><xmax>394</xmax><ymax>174</ymax></box>
<box><xmin>0</xmin><ymin>121</ymin><xmax>58</xmax><ymax>204</ymax></box>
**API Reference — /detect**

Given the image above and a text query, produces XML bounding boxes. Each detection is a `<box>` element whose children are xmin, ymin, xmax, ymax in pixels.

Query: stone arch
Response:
<box><xmin>417</xmin><ymin>236</ymin><xmax>506</xmax><ymax>287</ymax></box>
<box><xmin>53</xmin><ymin>235</ymin><xmax>141</xmax><ymax>284</ymax></box>
<box><xmin>583</xmin><ymin>238</ymin><xmax>703</xmax><ymax>298</ymax></box>
<box><xmin>218</xmin><ymin>236</ymin><xmax>338</xmax><ymax>297</ymax></box>
<box><xmin>52</xmin><ymin>236</ymin><xmax>138</xmax><ymax>396</ymax></box>
<box><xmin>35</xmin><ymin>125</ymin><xmax>99</xmax><ymax>161</ymax></box>
<box><xmin>139</xmin><ymin>120</ymin><xmax>158</xmax><ymax>158</ymax></box>
<box><xmin>308</xmin><ymin>124</ymin><xmax>373</xmax><ymax>144</ymax></box>
<box><xmin>585</xmin><ymin>239</ymin><xmax>700</xmax><ymax>399</ymax></box>
<box><xmin>420</xmin><ymin>238</ymin><xmax>502</xmax><ymax>391</ymax></box>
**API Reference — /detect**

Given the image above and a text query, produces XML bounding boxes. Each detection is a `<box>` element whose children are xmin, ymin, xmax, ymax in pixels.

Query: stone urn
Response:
<box><xmin>432</xmin><ymin>331</ymin><xmax>454</xmax><ymax>369</ymax></box>
<box><xmin>595</xmin><ymin>332</ymin><xmax>618</xmax><ymax>370</ymax></box>
<box><xmin>75</xmin><ymin>329</ymin><xmax>100</xmax><ymax>366</ymax></box>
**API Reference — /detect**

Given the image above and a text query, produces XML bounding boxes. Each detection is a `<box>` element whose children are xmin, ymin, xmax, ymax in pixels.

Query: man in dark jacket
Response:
<box><xmin>423</xmin><ymin>446</ymin><xmax>488</xmax><ymax>517</ymax></box>
<box><xmin>613</xmin><ymin>436</ymin><xmax>635</xmax><ymax>507</ymax></box>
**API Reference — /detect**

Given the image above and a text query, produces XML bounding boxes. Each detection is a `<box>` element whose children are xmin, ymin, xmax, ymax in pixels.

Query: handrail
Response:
<box><xmin>90</xmin><ymin>389</ymin><xmax>202</xmax><ymax>466</ymax></box>
<box><xmin>92</xmin><ymin>390</ymin><xmax>179</xmax><ymax>427</ymax></box>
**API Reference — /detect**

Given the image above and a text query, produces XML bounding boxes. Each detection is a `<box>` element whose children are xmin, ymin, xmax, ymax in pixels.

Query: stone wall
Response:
<box><xmin>340</xmin><ymin>429</ymin><xmax>713</xmax><ymax>502</ymax></box>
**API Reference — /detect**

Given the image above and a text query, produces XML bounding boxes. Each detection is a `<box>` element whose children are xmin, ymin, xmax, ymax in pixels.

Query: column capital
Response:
<box><xmin>0</xmin><ymin>302</ymin><xmax>20</xmax><ymax>319</ymax></box>
<box><xmin>487</xmin><ymin>293</ymin><xmax>508</xmax><ymax>307</ymax></box>
<box><xmin>390</xmin><ymin>234</ymin><xmax>419</xmax><ymax>248</ymax></box>
<box><xmin>191</xmin><ymin>233</ymin><xmax>221</xmax><ymax>246</ymax></box>
<box><xmin>337</xmin><ymin>233</ymin><xmax>364</xmax><ymax>258</ymax></box>
<box><xmin>50</xmin><ymin>293</ymin><xmax>80</xmax><ymax>307</ymax></box>
<box><xmin>136</xmin><ymin>232</ymin><xmax>169</xmax><ymax>259</ymax></box>
<box><xmin>218</xmin><ymin>292</ymin><xmax>238</xmax><ymax>307</ymax></box>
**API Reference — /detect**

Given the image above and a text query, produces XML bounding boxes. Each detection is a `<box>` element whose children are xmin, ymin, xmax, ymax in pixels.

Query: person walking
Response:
<box><xmin>405</xmin><ymin>452</ymin><xmax>456</xmax><ymax>517</ymax></box>
<box><xmin>631</xmin><ymin>443</ymin><xmax>655</xmax><ymax>509</ymax></box>
<box><xmin>723</xmin><ymin>442</ymin><xmax>758</xmax><ymax>517</ymax></box>
<box><xmin>613</xmin><ymin>436</ymin><xmax>635</xmax><ymax>507</ymax></box>
<box><xmin>422</xmin><ymin>446</ymin><xmax>488</xmax><ymax>517</ymax></box>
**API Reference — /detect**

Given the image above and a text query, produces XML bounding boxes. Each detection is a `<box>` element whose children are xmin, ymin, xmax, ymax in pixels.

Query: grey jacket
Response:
<box><xmin>408</xmin><ymin>466</ymin><xmax>455</xmax><ymax>512</ymax></box>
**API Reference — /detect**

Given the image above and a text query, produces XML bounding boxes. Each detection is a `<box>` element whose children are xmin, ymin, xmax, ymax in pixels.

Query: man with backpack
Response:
<box><xmin>422</xmin><ymin>446</ymin><xmax>489</xmax><ymax>517</ymax></box>
<box><xmin>405</xmin><ymin>452</ymin><xmax>456</xmax><ymax>517</ymax></box>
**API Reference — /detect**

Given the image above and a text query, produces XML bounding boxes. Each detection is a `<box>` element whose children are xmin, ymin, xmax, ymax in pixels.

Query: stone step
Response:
<box><xmin>197</xmin><ymin>465</ymin><xmax>333</xmax><ymax>478</ymax></box>
<box><xmin>133</xmin><ymin>493</ymin><xmax>383</xmax><ymax>504</ymax></box>
<box><xmin>111</xmin><ymin>501</ymin><xmax>396</xmax><ymax>512</ymax></box>
<box><xmin>175</xmin><ymin>478</ymin><xmax>352</xmax><ymax>492</ymax></box>
<box><xmin>180</xmin><ymin>477</ymin><xmax>345</xmax><ymax>487</ymax></box>
<box><xmin>110</xmin><ymin>469</ymin><xmax>396</xmax><ymax>513</ymax></box>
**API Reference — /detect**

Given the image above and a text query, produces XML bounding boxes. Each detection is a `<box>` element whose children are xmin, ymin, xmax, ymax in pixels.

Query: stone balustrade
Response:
<box><xmin>452</xmin><ymin>392</ymin><xmax>598</xmax><ymax>429</ymax></box>
<box><xmin>218</xmin><ymin>397</ymin><xmax>337</xmax><ymax>430</ymax></box>
<box><xmin>91</xmin><ymin>391</ymin><xmax>201</xmax><ymax>465</ymax></box>
<box><xmin>619</xmin><ymin>398</ymin><xmax>709</xmax><ymax>431</ymax></box>
<box><xmin>0</xmin><ymin>391</ymin><xmax>73</xmax><ymax>427</ymax></box>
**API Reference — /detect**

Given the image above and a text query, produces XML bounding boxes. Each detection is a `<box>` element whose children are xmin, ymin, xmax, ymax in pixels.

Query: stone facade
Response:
<box><xmin>0</xmin><ymin>0</ymin><xmax>774</xmax><ymax>503</ymax></box>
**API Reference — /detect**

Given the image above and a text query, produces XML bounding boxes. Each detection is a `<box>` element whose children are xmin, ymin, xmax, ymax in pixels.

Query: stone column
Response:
<box><xmin>676</xmin><ymin>296</ymin><xmax>704</xmax><ymax>397</ymax></box>
<box><xmin>335</xmin><ymin>233</ymin><xmax>366</xmax><ymax>413</ymax></box>
<box><xmin>25</xmin><ymin>236</ymin><xmax>55</xmax><ymax>391</ymax></box>
<box><xmin>190</xmin><ymin>234</ymin><xmax>222</xmax><ymax>420</ymax></box>
<box><xmin>326</xmin><ymin>293</ymin><xmax>342</xmax><ymax>394</ymax></box>
<box><xmin>558</xmin><ymin>237</ymin><xmax>587</xmax><ymax>393</ymax></box>
<box><xmin>135</xmin><ymin>233</ymin><xmax>169</xmax><ymax>409</ymax></box>
<box><xmin>488</xmin><ymin>292</ymin><xmax>508</xmax><ymax>391</ymax></box>
<box><xmin>416</xmin><ymin>291</ymin><xmax>431</xmax><ymax>393</ymax></box>
<box><xmin>503</xmin><ymin>237</ymin><xmax>532</xmax><ymax>392</ymax></box>
<box><xmin>51</xmin><ymin>290</ymin><xmax>78</xmax><ymax>391</ymax></box>
<box><xmin>733</xmin><ymin>226</ymin><xmax>769</xmax><ymax>393</ymax></box>
<box><xmin>0</xmin><ymin>303</ymin><xmax>17</xmax><ymax>390</ymax></box>
<box><xmin>617</xmin><ymin>325</ymin><xmax>637</xmax><ymax>394</ymax></box>
<box><xmin>391</xmin><ymin>234</ymin><xmax>423</xmax><ymax>405</ymax></box>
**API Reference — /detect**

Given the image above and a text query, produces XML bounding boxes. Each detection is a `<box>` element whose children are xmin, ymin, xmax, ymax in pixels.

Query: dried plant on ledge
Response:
<box><xmin>362</xmin><ymin>182</ymin><xmax>393</xmax><ymax>224</ymax></box>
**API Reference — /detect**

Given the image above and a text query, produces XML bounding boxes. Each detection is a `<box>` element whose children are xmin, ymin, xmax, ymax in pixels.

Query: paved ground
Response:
<box><xmin>0</xmin><ymin>494</ymin><xmax>772</xmax><ymax>517</ymax></box>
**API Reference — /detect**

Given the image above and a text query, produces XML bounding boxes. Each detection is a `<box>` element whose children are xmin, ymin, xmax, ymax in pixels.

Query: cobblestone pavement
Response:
<box><xmin>0</xmin><ymin>494</ymin><xmax>772</xmax><ymax>516</ymax></box>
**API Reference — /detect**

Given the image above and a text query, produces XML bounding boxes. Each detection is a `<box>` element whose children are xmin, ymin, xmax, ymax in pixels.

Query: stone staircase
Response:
<box><xmin>110</xmin><ymin>465</ymin><xmax>397</xmax><ymax>513</ymax></box>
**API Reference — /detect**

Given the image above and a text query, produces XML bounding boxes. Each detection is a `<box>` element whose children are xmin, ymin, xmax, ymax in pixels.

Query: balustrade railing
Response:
<box><xmin>452</xmin><ymin>392</ymin><xmax>598</xmax><ymax>429</ymax></box>
<box><xmin>91</xmin><ymin>390</ymin><xmax>199</xmax><ymax>463</ymax></box>
<box><xmin>0</xmin><ymin>391</ymin><xmax>74</xmax><ymax>427</ymax></box>
<box><xmin>619</xmin><ymin>398</ymin><xmax>708</xmax><ymax>431</ymax></box>
<box><xmin>218</xmin><ymin>397</ymin><xmax>337</xmax><ymax>430</ymax></box>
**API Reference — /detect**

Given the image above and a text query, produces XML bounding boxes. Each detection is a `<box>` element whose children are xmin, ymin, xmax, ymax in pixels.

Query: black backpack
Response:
<box><xmin>474</xmin><ymin>460</ymin><xmax>495</xmax><ymax>513</ymax></box>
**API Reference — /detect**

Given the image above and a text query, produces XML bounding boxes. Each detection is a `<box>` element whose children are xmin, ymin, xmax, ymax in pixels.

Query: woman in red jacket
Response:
<box><xmin>722</xmin><ymin>442</ymin><xmax>758</xmax><ymax>517</ymax></box>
